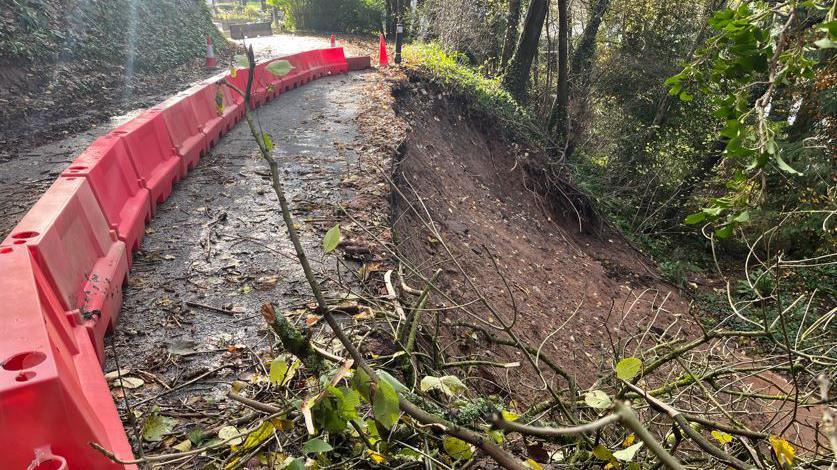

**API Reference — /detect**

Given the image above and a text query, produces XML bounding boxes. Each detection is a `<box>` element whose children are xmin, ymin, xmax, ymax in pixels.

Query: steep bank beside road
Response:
<box><xmin>0</xmin><ymin>0</ymin><xmax>232</xmax><ymax>153</ymax></box>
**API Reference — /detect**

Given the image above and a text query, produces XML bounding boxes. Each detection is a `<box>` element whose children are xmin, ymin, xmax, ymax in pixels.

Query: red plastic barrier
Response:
<box><xmin>185</xmin><ymin>83</ymin><xmax>226</xmax><ymax>147</ymax></box>
<box><xmin>113</xmin><ymin>110</ymin><xmax>181</xmax><ymax>210</ymax></box>
<box><xmin>201</xmin><ymin>74</ymin><xmax>244</xmax><ymax>131</ymax></box>
<box><xmin>227</xmin><ymin>67</ymin><xmax>266</xmax><ymax>108</ymax></box>
<box><xmin>156</xmin><ymin>94</ymin><xmax>208</xmax><ymax>175</ymax></box>
<box><xmin>0</xmin><ymin>245</ymin><xmax>135</xmax><ymax>469</ymax></box>
<box><xmin>62</xmin><ymin>134</ymin><xmax>152</xmax><ymax>256</ymax></box>
<box><xmin>2</xmin><ymin>177</ymin><xmax>129</xmax><ymax>361</ymax></box>
<box><xmin>321</xmin><ymin>47</ymin><xmax>349</xmax><ymax>74</ymax></box>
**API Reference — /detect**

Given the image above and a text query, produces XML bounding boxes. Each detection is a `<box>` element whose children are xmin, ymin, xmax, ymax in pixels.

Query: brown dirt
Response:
<box><xmin>390</xmin><ymin>82</ymin><xmax>698</xmax><ymax>404</ymax></box>
<box><xmin>387</xmin><ymin>80</ymin><xmax>826</xmax><ymax>457</ymax></box>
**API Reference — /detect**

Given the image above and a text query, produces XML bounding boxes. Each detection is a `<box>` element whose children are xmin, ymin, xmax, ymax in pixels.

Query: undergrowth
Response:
<box><xmin>402</xmin><ymin>43</ymin><xmax>545</xmax><ymax>146</ymax></box>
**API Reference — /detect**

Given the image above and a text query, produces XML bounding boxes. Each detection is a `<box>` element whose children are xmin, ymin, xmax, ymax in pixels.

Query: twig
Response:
<box><xmin>624</xmin><ymin>381</ymin><xmax>754</xmax><ymax>470</ymax></box>
<box><xmin>186</xmin><ymin>300</ymin><xmax>235</xmax><ymax>316</ymax></box>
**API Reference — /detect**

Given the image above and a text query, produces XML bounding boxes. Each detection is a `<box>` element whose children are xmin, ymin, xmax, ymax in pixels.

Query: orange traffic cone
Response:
<box><xmin>378</xmin><ymin>34</ymin><xmax>389</xmax><ymax>67</ymax></box>
<box><xmin>206</xmin><ymin>36</ymin><xmax>217</xmax><ymax>68</ymax></box>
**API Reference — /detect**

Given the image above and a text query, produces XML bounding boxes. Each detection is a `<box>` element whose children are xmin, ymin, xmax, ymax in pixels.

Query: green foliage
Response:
<box><xmin>670</xmin><ymin>1</ymin><xmax>834</xmax><ymax>237</ymax></box>
<box><xmin>443</xmin><ymin>436</ymin><xmax>474</xmax><ymax>460</ymax></box>
<box><xmin>403</xmin><ymin>43</ymin><xmax>543</xmax><ymax>144</ymax></box>
<box><xmin>658</xmin><ymin>259</ymin><xmax>700</xmax><ymax>288</ymax></box>
<box><xmin>143</xmin><ymin>407</ymin><xmax>176</xmax><ymax>442</ymax></box>
<box><xmin>371</xmin><ymin>375</ymin><xmax>401</xmax><ymax>429</ymax></box>
<box><xmin>0</xmin><ymin>0</ymin><xmax>229</xmax><ymax>72</ymax></box>
<box><xmin>266</xmin><ymin>60</ymin><xmax>295</xmax><ymax>77</ymax></box>
<box><xmin>273</xmin><ymin>0</ymin><xmax>383</xmax><ymax>33</ymax></box>
<box><xmin>322</xmin><ymin>224</ymin><xmax>341</xmax><ymax>253</ymax></box>
<box><xmin>302</xmin><ymin>437</ymin><xmax>333</xmax><ymax>454</ymax></box>
<box><xmin>615</xmin><ymin>357</ymin><xmax>643</xmax><ymax>381</ymax></box>
<box><xmin>419</xmin><ymin>375</ymin><xmax>468</xmax><ymax>397</ymax></box>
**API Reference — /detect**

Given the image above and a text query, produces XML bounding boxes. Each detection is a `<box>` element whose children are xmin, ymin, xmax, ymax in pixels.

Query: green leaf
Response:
<box><xmin>501</xmin><ymin>410</ymin><xmax>519</xmax><ymax>421</ymax></box>
<box><xmin>775</xmin><ymin>153</ymin><xmax>802</xmax><ymax>175</ymax></box>
<box><xmin>615</xmin><ymin>357</ymin><xmax>642</xmax><ymax>381</ymax></box>
<box><xmin>269</xmin><ymin>358</ymin><xmax>288</xmax><ymax>384</ymax></box>
<box><xmin>711</xmin><ymin>430</ymin><xmax>733</xmax><ymax>445</ymax></box>
<box><xmin>613</xmin><ymin>442</ymin><xmax>643</xmax><ymax>462</ymax></box>
<box><xmin>814</xmin><ymin>38</ymin><xmax>837</xmax><ymax>49</ymax></box>
<box><xmin>266</xmin><ymin>60</ymin><xmax>295</xmax><ymax>77</ymax></box>
<box><xmin>584</xmin><ymin>390</ymin><xmax>613</xmax><ymax>410</ymax></box>
<box><xmin>592</xmin><ymin>445</ymin><xmax>614</xmax><ymax>461</ymax></box>
<box><xmin>187</xmin><ymin>428</ymin><xmax>205</xmax><ymax>445</ymax></box>
<box><xmin>420</xmin><ymin>375</ymin><xmax>468</xmax><ymax>397</ymax></box>
<box><xmin>352</xmin><ymin>367</ymin><xmax>372</xmax><ymax>400</ymax></box>
<box><xmin>372</xmin><ymin>376</ymin><xmax>401</xmax><ymax>429</ymax></box>
<box><xmin>218</xmin><ymin>425</ymin><xmax>243</xmax><ymax>446</ymax></box>
<box><xmin>819</xmin><ymin>20</ymin><xmax>837</xmax><ymax>39</ymax></box>
<box><xmin>442</xmin><ymin>436</ymin><xmax>474</xmax><ymax>460</ymax></box>
<box><xmin>241</xmin><ymin>421</ymin><xmax>275</xmax><ymax>451</ymax></box>
<box><xmin>302</xmin><ymin>437</ymin><xmax>333</xmax><ymax>454</ymax></box>
<box><xmin>733</xmin><ymin>211</ymin><xmax>750</xmax><ymax>223</ymax></box>
<box><xmin>323</xmin><ymin>224</ymin><xmax>341</xmax><ymax>253</ymax></box>
<box><xmin>378</xmin><ymin>370</ymin><xmax>409</xmax><ymax>393</ymax></box>
<box><xmin>263</xmin><ymin>132</ymin><xmax>274</xmax><ymax>153</ymax></box>
<box><xmin>285</xmin><ymin>458</ymin><xmax>305</xmax><ymax>470</ymax></box>
<box><xmin>715</xmin><ymin>225</ymin><xmax>734</xmax><ymax>239</ymax></box>
<box><xmin>337</xmin><ymin>387</ymin><xmax>361</xmax><ymax>420</ymax></box>
<box><xmin>235</xmin><ymin>54</ymin><xmax>250</xmax><ymax>68</ymax></box>
<box><xmin>142</xmin><ymin>411</ymin><xmax>176</xmax><ymax>442</ymax></box>
<box><xmin>678</xmin><ymin>91</ymin><xmax>693</xmax><ymax>102</ymax></box>
<box><xmin>683</xmin><ymin>212</ymin><xmax>706</xmax><ymax>225</ymax></box>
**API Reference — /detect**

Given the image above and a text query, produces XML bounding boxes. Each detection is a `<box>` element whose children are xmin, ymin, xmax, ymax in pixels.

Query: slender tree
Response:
<box><xmin>502</xmin><ymin>0</ymin><xmax>549</xmax><ymax>102</ymax></box>
<box><xmin>500</xmin><ymin>0</ymin><xmax>522</xmax><ymax>69</ymax></box>
<box><xmin>549</xmin><ymin>0</ymin><xmax>610</xmax><ymax>159</ymax></box>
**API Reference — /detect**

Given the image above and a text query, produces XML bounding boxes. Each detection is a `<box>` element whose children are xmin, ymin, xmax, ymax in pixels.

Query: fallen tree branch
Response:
<box><xmin>232</xmin><ymin>46</ymin><xmax>525</xmax><ymax>470</ymax></box>
<box><xmin>624</xmin><ymin>381</ymin><xmax>754</xmax><ymax>470</ymax></box>
<box><xmin>490</xmin><ymin>402</ymin><xmax>685</xmax><ymax>469</ymax></box>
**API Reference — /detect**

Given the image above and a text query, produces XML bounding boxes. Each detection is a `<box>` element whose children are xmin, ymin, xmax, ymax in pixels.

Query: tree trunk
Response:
<box><xmin>502</xmin><ymin>0</ymin><xmax>550</xmax><ymax>103</ymax></box>
<box><xmin>500</xmin><ymin>0</ymin><xmax>521</xmax><ymax>70</ymax></box>
<box><xmin>554</xmin><ymin>0</ymin><xmax>569</xmax><ymax>146</ymax></box>
<box><xmin>549</xmin><ymin>0</ymin><xmax>609</xmax><ymax>158</ymax></box>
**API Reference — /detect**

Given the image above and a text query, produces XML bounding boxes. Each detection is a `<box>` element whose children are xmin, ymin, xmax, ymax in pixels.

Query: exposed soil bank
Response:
<box><xmin>390</xmin><ymin>82</ymin><xmax>696</xmax><ymax>402</ymax></box>
<box><xmin>389</xmin><ymin>81</ymin><xmax>824</xmax><ymax>454</ymax></box>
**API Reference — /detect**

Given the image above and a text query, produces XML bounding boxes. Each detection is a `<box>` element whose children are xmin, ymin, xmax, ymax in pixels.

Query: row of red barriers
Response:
<box><xmin>0</xmin><ymin>47</ymin><xmax>349</xmax><ymax>469</ymax></box>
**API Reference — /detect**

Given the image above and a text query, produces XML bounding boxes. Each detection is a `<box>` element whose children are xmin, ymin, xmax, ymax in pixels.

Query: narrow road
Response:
<box><xmin>92</xmin><ymin>41</ymin><xmax>385</xmax><ymax>450</ymax></box>
<box><xmin>0</xmin><ymin>34</ymin><xmax>338</xmax><ymax>237</ymax></box>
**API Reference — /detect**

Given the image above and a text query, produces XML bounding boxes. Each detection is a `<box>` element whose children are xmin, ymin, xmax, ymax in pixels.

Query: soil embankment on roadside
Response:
<box><xmin>0</xmin><ymin>0</ymin><xmax>231</xmax><ymax>153</ymax></box>
<box><xmin>390</xmin><ymin>81</ymin><xmax>696</xmax><ymax>402</ymax></box>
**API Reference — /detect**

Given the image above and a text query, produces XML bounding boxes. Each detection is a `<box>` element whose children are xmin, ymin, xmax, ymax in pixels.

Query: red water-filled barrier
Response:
<box><xmin>0</xmin><ymin>246</ymin><xmax>134</xmax><ymax>469</ymax></box>
<box><xmin>0</xmin><ymin>47</ymin><xmax>348</xmax><ymax>469</ymax></box>
<box><xmin>2</xmin><ymin>177</ymin><xmax>129</xmax><ymax>361</ymax></box>
<box><xmin>62</xmin><ymin>134</ymin><xmax>152</xmax><ymax>256</ymax></box>
<box><xmin>113</xmin><ymin>110</ymin><xmax>181</xmax><ymax>211</ymax></box>
<box><xmin>156</xmin><ymin>94</ymin><xmax>209</xmax><ymax>175</ymax></box>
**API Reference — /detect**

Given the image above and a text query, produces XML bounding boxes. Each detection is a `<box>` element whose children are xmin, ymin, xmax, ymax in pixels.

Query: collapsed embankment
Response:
<box><xmin>388</xmin><ymin>76</ymin><xmax>822</xmax><ymax>456</ymax></box>
<box><xmin>0</xmin><ymin>0</ymin><xmax>231</xmax><ymax>151</ymax></box>
<box><xmin>390</xmin><ymin>78</ymin><xmax>695</xmax><ymax>403</ymax></box>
